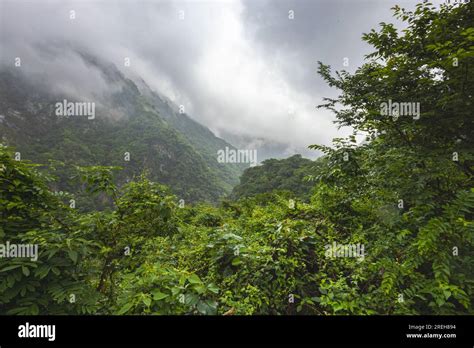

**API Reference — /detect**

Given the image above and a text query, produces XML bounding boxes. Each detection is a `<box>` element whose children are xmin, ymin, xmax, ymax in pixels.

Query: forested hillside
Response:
<box><xmin>231</xmin><ymin>154</ymin><xmax>317</xmax><ymax>200</ymax></box>
<box><xmin>0</xmin><ymin>54</ymin><xmax>246</xmax><ymax>205</ymax></box>
<box><xmin>0</xmin><ymin>2</ymin><xmax>473</xmax><ymax>315</ymax></box>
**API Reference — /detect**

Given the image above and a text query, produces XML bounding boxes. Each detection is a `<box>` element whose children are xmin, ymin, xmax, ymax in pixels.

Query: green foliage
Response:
<box><xmin>231</xmin><ymin>155</ymin><xmax>317</xmax><ymax>200</ymax></box>
<box><xmin>0</xmin><ymin>145</ymin><xmax>101</xmax><ymax>314</ymax></box>
<box><xmin>115</xmin><ymin>263</ymin><xmax>219</xmax><ymax>315</ymax></box>
<box><xmin>0</xmin><ymin>1</ymin><xmax>473</xmax><ymax>316</ymax></box>
<box><xmin>309</xmin><ymin>1</ymin><xmax>474</xmax><ymax>314</ymax></box>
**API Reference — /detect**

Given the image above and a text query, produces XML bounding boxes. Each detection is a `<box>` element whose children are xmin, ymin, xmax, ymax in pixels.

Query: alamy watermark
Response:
<box><xmin>0</xmin><ymin>241</ymin><xmax>38</xmax><ymax>261</ymax></box>
<box><xmin>18</xmin><ymin>322</ymin><xmax>55</xmax><ymax>341</ymax></box>
<box><xmin>380</xmin><ymin>99</ymin><xmax>420</xmax><ymax>120</ymax></box>
<box><xmin>217</xmin><ymin>146</ymin><xmax>257</xmax><ymax>166</ymax></box>
<box><xmin>324</xmin><ymin>242</ymin><xmax>365</xmax><ymax>260</ymax></box>
<box><xmin>55</xmin><ymin>99</ymin><xmax>95</xmax><ymax>120</ymax></box>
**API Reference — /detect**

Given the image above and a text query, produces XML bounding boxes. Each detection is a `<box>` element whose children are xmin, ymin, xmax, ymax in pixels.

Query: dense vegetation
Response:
<box><xmin>0</xmin><ymin>2</ymin><xmax>473</xmax><ymax>315</ymax></box>
<box><xmin>231</xmin><ymin>154</ymin><xmax>317</xmax><ymax>200</ymax></box>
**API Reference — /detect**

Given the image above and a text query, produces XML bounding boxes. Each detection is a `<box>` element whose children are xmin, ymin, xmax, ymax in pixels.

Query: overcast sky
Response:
<box><xmin>0</xmin><ymin>0</ymin><xmax>443</xmax><ymax>158</ymax></box>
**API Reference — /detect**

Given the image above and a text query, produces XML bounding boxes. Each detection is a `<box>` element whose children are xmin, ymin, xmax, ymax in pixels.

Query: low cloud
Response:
<box><xmin>0</xmin><ymin>0</ymin><xmax>444</xmax><ymax>158</ymax></box>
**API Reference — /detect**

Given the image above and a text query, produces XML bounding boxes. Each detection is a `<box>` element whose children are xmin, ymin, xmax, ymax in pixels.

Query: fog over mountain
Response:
<box><xmin>0</xmin><ymin>0</ymin><xmax>443</xmax><ymax>159</ymax></box>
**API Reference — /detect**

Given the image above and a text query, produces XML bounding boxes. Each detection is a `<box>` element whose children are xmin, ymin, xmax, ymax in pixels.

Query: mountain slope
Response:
<box><xmin>0</xmin><ymin>54</ymin><xmax>247</xmax><ymax>204</ymax></box>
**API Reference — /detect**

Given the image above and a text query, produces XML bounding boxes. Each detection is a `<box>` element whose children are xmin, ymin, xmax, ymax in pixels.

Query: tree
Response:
<box><xmin>311</xmin><ymin>1</ymin><xmax>474</xmax><ymax>314</ymax></box>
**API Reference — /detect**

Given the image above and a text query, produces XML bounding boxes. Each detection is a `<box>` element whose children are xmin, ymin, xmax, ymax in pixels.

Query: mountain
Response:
<box><xmin>0</xmin><ymin>52</ymin><xmax>247</xmax><ymax>205</ymax></box>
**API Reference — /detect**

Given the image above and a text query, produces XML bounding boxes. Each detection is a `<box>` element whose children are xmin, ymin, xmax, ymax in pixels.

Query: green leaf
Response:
<box><xmin>185</xmin><ymin>293</ymin><xmax>199</xmax><ymax>306</ymax></box>
<box><xmin>143</xmin><ymin>297</ymin><xmax>151</xmax><ymax>307</ymax></box>
<box><xmin>22</xmin><ymin>266</ymin><xmax>30</xmax><ymax>276</ymax></box>
<box><xmin>193</xmin><ymin>285</ymin><xmax>207</xmax><ymax>294</ymax></box>
<box><xmin>151</xmin><ymin>291</ymin><xmax>169</xmax><ymax>301</ymax></box>
<box><xmin>187</xmin><ymin>274</ymin><xmax>201</xmax><ymax>284</ymax></box>
<box><xmin>117</xmin><ymin>302</ymin><xmax>134</xmax><ymax>315</ymax></box>
<box><xmin>0</xmin><ymin>265</ymin><xmax>22</xmax><ymax>272</ymax></box>
<box><xmin>231</xmin><ymin>257</ymin><xmax>243</xmax><ymax>266</ymax></box>
<box><xmin>68</xmin><ymin>250</ymin><xmax>78</xmax><ymax>264</ymax></box>
<box><xmin>207</xmin><ymin>283</ymin><xmax>219</xmax><ymax>294</ymax></box>
<box><xmin>197</xmin><ymin>300</ymin><xmax>218</xmax><ymax>315</ymax></box>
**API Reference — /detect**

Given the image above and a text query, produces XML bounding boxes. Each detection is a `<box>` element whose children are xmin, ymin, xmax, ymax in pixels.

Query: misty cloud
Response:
<box><xmin>0</xmin><ymin>0</ymin><xmax>443</xmax><ymax>159</ymax></box>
